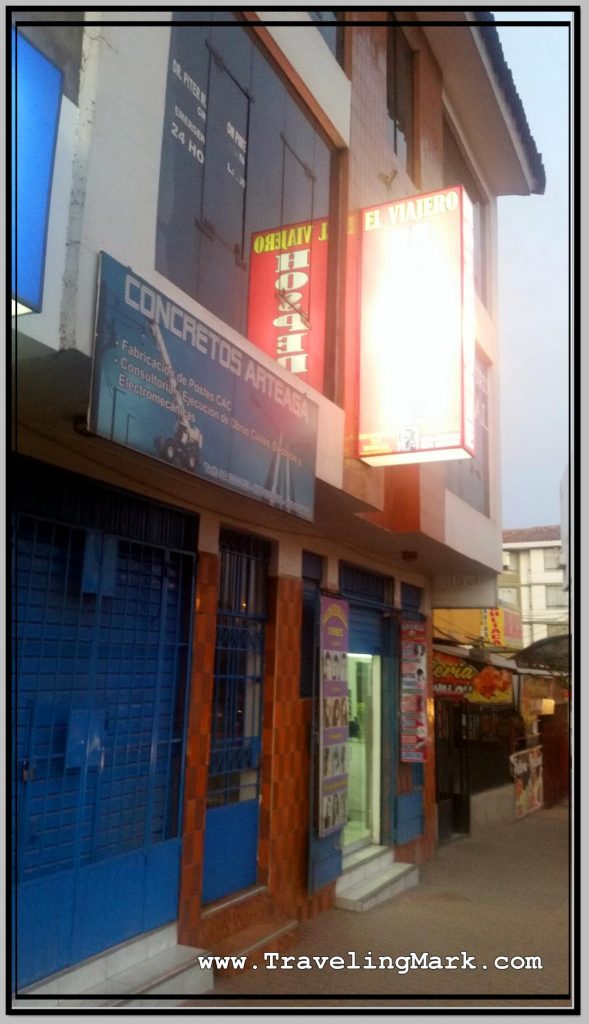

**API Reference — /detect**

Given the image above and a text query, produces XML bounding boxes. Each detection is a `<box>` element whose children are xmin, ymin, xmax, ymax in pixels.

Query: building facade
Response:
<box><xmin>500</xmin><ymin>527</ymin><xmax>569</xmax><ymax>647</ymax></box>
<box><xmin>11</xmin><ymin>10</ymin><xmax>544</xmax><ymax>991</ymax></box>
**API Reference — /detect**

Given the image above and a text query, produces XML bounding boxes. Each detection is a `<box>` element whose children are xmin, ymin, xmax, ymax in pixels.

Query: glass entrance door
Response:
<box><xmin>343</xmin><ymin>654</ymin><xmax>381</xmax><ymax>850</ymax></box>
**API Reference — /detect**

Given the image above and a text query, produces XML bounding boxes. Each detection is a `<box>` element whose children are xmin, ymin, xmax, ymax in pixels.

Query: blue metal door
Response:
<box><xmin>202</xmin><ymin>531</ymin><xmax>269</xmax><ymax>904</ymax></box>
<box><xmin>12</xmin><ymin>507</ymin><xmax>195</xmax><ymax>988</ymax></box>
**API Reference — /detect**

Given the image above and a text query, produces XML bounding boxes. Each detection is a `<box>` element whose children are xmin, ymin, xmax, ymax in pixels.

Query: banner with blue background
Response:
<box><xmin>89</xmin><ymin>253</ymin><xmax>318</xmax><ymax>520</ymax></box>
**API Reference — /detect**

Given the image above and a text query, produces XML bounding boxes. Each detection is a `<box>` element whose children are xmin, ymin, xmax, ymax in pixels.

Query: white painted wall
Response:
<box><xmin>444</xmin><ymin>490</ymin><xmax>502</xmax><ymax>573</ymax></box>
<box><xmin>15</xmin><ymin>18</ymin><xmax>344</xmax><ymax>491</ymax></box>
<box><xmin>432</xmin><ymin>572</ymin><xmax>498</xmax><ymax>609</ymax></box>
<box><xmin>257</xmin><ymin>12</ymin><xmax>351</xmax><ymax>147</ymax></box>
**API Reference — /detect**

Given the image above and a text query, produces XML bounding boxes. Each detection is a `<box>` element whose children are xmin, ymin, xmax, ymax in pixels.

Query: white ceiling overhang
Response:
<box><xmin>417</xmin><ymin>11</ymin><xmax>541</xmax><ymax>197</ymax></box>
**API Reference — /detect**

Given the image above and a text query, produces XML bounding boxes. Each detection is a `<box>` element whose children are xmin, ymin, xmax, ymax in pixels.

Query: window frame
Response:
<box><xmin>443</xmin><ymin>118</ymin><xmax>489</xmax><ymax>307</ymax></box>
<box><xmin>545</xmin><ymin>585</ymin><xmax>568</xmax><ymax>609</ymax></box>
<box><xmin>543</xmin><ymin>547</ymin><xmax>561</xmax><ymax>571</ymax></box>
<box><xmin>386</xmin><ymin>19</ymin><xmax>415</xmax><ymax>175</ymax></box>
<box><xmin>446</xmin><ymin>349</ymin><xmax>491</xmax><ymax>517</ymax></box>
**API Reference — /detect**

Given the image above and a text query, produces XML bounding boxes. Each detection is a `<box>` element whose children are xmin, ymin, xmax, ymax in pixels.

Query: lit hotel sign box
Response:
<box><xmin>358</xmin><ymin>186</ymin><xmax>475</xmax><ymax>466</ymax></box>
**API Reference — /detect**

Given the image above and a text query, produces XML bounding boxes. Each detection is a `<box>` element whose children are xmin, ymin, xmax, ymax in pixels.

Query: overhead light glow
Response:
<box><xmin>358</xmin><ymin>186</ymin><xmax>476</xmax><ymax>466</ymax></box>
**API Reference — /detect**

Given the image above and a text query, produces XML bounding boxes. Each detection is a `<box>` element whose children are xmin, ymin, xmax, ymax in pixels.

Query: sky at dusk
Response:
<box><xmin>491</xmin><ymin>9</ymin><xmax>571</xmax><ymax>530</ymax></box>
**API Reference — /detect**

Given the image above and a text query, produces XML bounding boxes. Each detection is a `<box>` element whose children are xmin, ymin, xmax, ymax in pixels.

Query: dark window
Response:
<box><xmin>545</xmin><ymin>586</ymin><xmax>568</xmax><ymax>609</ymax></box>
<box><xmin>444</xmin><ymin>121</ymin><xmax>488</xmax><ymax>305</ymax></box>
<box><xmin>543</xmin><ymin>548</ymin><xmax>561</xmax><ymax>570</ymax></box>
<box><xmin>502</xmin><ymin>551</ymin><xmax>516</xmax><ymax>571</ymax></box>
<box><xmin>340</xmin><ymin>562</ymin><xmax>394</xmax><ymax>609</ymax></box>
<box><xmin>201</xmin><ymin>51</ymin><xmax>249</xmax><ymax>254</ymax></box>
<box><xmin>401</xmin><ymin>582</ymin><xmax>422</xmax><ymax>614</ymax></box>
<box><xmin>446</xmin><ymin>352</ymin><xmax>490</xmax><ymax>516</ymax></box>
<box><xmin>546</xmin><ymin>623</ymin><xmax>568</xmax><ymax>637</ymax></box>
<box><xmin>308</xmin><ymin>11</ymin><xmax>344</xmax><ymax>66</ymax></box>
<box><xmin>156</xmin><ymin>14</ymin><xmax>333</xmax><ymax>389</ymax></box>
<box><xmin>387</xmin><ymin>20</ymin><xmax>414</xmax><ymax>173</ymax></box>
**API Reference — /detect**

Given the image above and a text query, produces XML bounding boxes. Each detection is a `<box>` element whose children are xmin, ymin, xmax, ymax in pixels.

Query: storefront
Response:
<box><xmin>433</xmin><ymin>648</ymin><xmax>518</xmax><ymax>839</ymax></box>
<box><xmin>12</xmin><ymin>6</ymin><xmax>548</xmax><ymax>995</ymax></box>
<box><xmin>516</xmin><ymin>672</ymin><xmax>570</xmax><ymax>809</ymax></box>
<box><xmin>12</xmin><ymin>458</ymin><xmax>198</xmax><ymax>986</ymax></box>
<box><xmin>340</xmin><ymin>565</ymin><xmax>391</xmax><ymax>853</ymax></box>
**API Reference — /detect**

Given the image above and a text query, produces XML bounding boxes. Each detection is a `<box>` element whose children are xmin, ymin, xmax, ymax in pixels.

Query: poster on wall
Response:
<box><xmin>433</xmin><ymin>651</ymin><xmax>514</xmax><ymax>704</ymax></box>
<box><xmin>400</xmin><ymin>620</ymin><xmax>428</xmax><ymax>762</ymax></box>
<box><xmin>88</xmin><ymin>253</ymin><xmax>318</xmax><ymax>521</ymax></box>
<box><xmin>510</xmin><ymin>746</ymin><xmax>543</xmax><ymax>818</ymax></box>
<box><xmin>247</xmin><ymin>217</ymin><xmax>329</xmax><ymax>390</ymax></box>
<box><xmin>358</xmin><ymin>185</ymin><xmax>475</xmax><ymax>466</ymax></box>
<box><xmin>319</xmin><ymin>597</ymin><xmax>350</xmax><ymax>837</ymax></box>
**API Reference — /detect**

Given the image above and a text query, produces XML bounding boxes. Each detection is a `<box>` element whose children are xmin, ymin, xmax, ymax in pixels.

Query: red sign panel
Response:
<box><xmin>358</xmin><ymin>186</ymin><xmax>475</xmax><ymax>465</ymax></box>
<box><xmin>247</xmin><ymin>218</ymin><xmax>329</xmax><ymax>392</ymax></box>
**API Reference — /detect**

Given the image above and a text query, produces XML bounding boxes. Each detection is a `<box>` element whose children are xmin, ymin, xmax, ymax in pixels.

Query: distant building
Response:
<box><xmin>560</xmin><ymin>467</ymin><xmax>570</xmax><ymax>591</ymax></box>
<box><xmin>500</xmin><ymin>527</ymin><xmax>569</xmax><ymax>647</ymax></box>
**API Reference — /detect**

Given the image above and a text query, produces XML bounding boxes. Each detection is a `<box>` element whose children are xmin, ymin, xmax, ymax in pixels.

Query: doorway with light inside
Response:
<box><xmin>342</xmin><ymin>654</ymin><xmax>381</xmax><ymax>851</ymax></box>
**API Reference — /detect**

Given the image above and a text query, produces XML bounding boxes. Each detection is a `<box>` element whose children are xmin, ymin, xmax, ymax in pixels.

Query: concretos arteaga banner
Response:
<box><xmin>319</xmin><ymin>597</ymin><xmax>350</xmax><ymax>837</ymax></box>
<box><xmin>358</xmin><ymin>185</ymin><xmax>476</xmax><ymax>465</ymax></box>
<box><xmin>88</xmin><ymin>254</ymin><xmax>318</xmax><ymax>520</ymax></box>
<box><xmin>247</xmin><ymin>218</ymin><xmax>329</xmax><ymax>391</ymax></box>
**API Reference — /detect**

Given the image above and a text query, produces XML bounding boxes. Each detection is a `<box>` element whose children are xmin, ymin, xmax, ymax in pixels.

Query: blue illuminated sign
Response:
<box><xmin>12</xmin><ymin>30</ymin><xmax>63</xmax><ymax>312</ymax></box>
<box><xmin>89</xmin><ymin>254</ymin><xmax>318</xmax><ymax>521</ymax></box>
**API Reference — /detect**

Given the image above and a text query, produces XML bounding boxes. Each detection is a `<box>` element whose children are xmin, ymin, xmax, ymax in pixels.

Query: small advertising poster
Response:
<box><xmin>400</xmin><ymin>620</ymin><xmax>428</xmax><ymax>762</ymax></box>
<box><xmin>510</xmin><ymin>746</ymin><xmax>544</xmax><ymax>818</ymax></box>
<box><xmin>319</xmin><ymin>596</ymin><xmax>349</xmax><ymax>837</ymax></box>
<box><xmin>88</xmin><ymin>253</ymin><xmax>318</xmax><ymax>521</ymax></box>
<box><xmin>247</xmin><ymin>217</ymin><xmax>329</xmax><ymax>391</ymax></box>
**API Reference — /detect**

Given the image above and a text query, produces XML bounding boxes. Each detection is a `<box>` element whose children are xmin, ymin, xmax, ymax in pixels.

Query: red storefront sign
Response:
<box><xmin>247</xmin><ymin>218</ymin><xmax>329</xmax><ymax>392</ymax></box>
<box><xmin>433</xmin><ymin>651</ymin><xmax>514</xmax><ymax>703</ymax></box>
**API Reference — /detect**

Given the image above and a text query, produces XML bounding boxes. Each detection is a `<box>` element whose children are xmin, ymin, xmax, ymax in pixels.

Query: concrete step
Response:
<box><xmin>336</xmin><ymin>844</ymin><xmax>395</xmax><ymax>893</ymax></box>
<box><xmin>14</xmin><ymin>923</ymin><xmax>213</xmax><ymax>1009</ymax></box>
<box><xmin>335</xmin><ymin>862</ymin><xmax>420</xmax><ymax>912</ymax></box>
<box><xmin>199</xmin><ymin>885</ymin><xmax>274</xmax><ymax>947</ymax></box>
<box><xmin>212</xmin><ymin>917</ymin><xmax>299</xmax><ymax>975</ymax></box>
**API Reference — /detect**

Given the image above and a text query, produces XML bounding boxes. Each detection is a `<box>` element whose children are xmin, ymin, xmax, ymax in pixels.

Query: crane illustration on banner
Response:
<box><xmin>148</xmin><ymin>319</ymin><xmax>204</xmax><ymax>471</ymax></box>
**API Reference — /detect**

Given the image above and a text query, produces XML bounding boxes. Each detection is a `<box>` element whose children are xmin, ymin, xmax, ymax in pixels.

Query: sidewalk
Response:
<box><xmin>188</xmin><ymin>804</ymin><xmax>571</xmax><ymax>1011</ymax></box>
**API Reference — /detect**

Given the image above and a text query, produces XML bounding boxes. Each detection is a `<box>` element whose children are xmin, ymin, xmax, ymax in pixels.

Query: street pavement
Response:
<box><xmin>187</xmin><ymin>803</ymin><xmax>572</xmax><ymax>1012</ymax></box>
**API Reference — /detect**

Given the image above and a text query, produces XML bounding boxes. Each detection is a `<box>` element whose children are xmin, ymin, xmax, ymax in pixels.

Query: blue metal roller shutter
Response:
<box><xmin>348</xmin><ymin>606</ymin><xmax>383</xmax><ymax>654</ymax></box>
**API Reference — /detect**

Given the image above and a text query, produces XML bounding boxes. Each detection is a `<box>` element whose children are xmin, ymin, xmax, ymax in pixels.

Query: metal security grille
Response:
<box><xmin>466</xmin><ymin>702</ymin><xmax>516</xmax><ymax>794</ymax></box>
<box><xmin>340</xmin><ymin>562</ymin><xmax>395</xmax><ymax>609</ymax></box>
<box><xmin>207</xmin><ymin>530</ymin><xmax>270</xmax><ymax>807</ymax></box>
<box><xmin>13</xmin><ymin>514</ymin><xmax>193</xmax><ymax>883</ymax></box>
